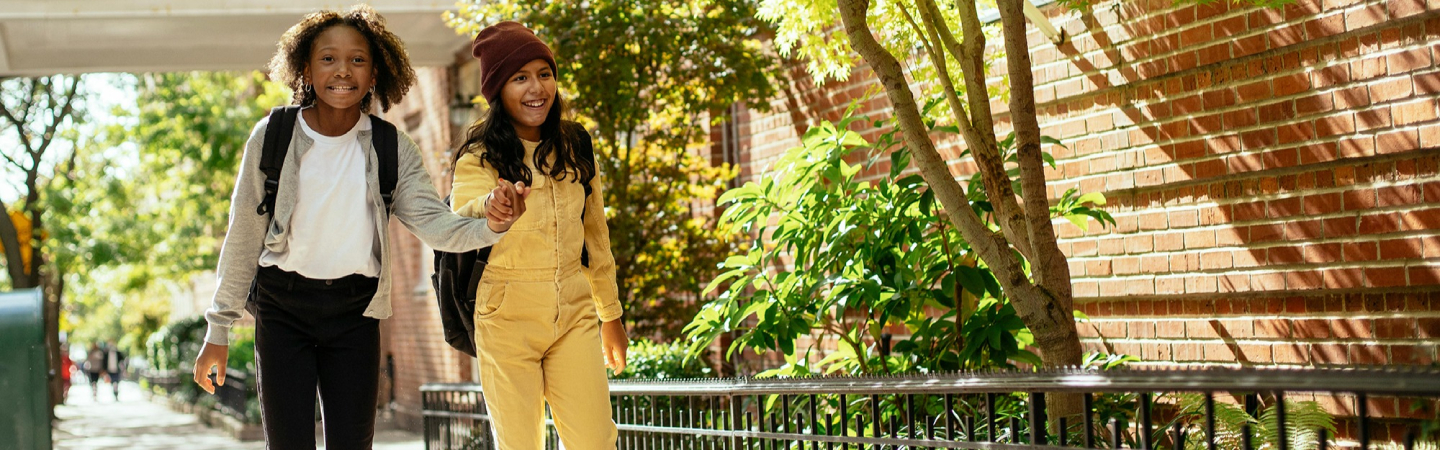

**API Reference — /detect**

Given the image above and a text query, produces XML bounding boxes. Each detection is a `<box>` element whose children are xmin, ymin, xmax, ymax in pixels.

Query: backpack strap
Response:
<box><xmin>256</xmin><ymin>106</ymin><xmax>301</xmax><ymax>216</ymax></box>
<box><xmin>370</xmin><ymin>114</ymin><xmax>399</xmax><ymax>214</ymax></box>
<box><xmin>575</xmin><ymin>123</ymin><xmax>596</xmax><ymax>268</ymax></box>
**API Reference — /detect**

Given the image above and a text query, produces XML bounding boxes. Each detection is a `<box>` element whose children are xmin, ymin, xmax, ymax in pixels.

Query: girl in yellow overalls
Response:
<box><xmin>450</xmin><ymin>21</ymin><xmax>629</xmax><ymax>450</ymax></box>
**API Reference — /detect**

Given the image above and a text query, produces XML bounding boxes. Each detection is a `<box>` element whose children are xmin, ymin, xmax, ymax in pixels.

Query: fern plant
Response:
<box><xmin>1170</xmin><ymin>393</ymin><xmax>1337</xmax><ymax>450</ymax></box>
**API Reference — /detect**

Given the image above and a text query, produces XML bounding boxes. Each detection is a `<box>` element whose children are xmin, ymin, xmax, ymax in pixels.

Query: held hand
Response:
<box><xmin>485</xmin><ymin>179</ymin><xmax>532</xmax><ymax>232</ymax></box>
<box><xmin>600</xmin><ymin>320</ymin><xmax>629</xmax><ymax>374</ymax></box>
<box><xmin>192</xmin><ymin>343</ymin><xmax>229</xmax><ymax>395</ymax></box>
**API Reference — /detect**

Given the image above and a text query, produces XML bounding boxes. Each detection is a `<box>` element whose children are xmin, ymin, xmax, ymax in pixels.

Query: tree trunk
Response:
<box><xmin>836</xmin><ymin>0</ymin><xmax>1085</xmax><ymax>427</ymax></box>
<box><xmin>0</xmin><ymin>198</ymin><xmax>30</xmax><ymax>288</ymax></box>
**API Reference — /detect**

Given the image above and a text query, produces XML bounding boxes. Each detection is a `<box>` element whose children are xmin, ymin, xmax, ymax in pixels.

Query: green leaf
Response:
<box><xmin>1075</xmin><ymin>191</ymin><xmax>1107</xmax><ymax>206</ymax></box>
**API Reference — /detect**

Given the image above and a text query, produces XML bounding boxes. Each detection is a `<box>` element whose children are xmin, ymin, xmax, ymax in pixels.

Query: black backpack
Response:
<box><xmin>431</xmin><ymin>124</ymin><xmax>595</xmax><ymax>357</ymax></box>
<box><xmin>254</xmin><ymin>106</ymin><xmax>399</xmax><ymax>217</ymax></box>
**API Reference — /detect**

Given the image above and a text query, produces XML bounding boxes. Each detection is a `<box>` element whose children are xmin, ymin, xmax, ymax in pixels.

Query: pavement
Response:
<box><xmin>52</xmin><ymin>380</ymin><xmax>424</xmax><ymax>450</ymax></box>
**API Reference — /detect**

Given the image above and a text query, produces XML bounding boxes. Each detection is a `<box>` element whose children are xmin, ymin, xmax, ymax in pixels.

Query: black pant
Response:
<box><xmin>250</xmin><ymin>265</ymin><xmax>381</xmax><ymax>450</ymax></box>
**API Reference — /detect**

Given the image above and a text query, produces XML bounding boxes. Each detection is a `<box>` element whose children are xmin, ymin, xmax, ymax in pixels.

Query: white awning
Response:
<box><xmin>0</xmin><ymin>0</ymin><xmax>471</xmax><ymax>76</ymax></box>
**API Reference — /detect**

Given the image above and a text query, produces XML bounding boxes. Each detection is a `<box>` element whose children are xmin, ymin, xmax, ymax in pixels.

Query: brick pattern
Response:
<box><xmin>378</xmin><ymin>67</ymin><xmax>472</xmax><ymax>430</ymax></box>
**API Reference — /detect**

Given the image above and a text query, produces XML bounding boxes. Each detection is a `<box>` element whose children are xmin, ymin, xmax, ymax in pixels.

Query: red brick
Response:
<box><xmin>1355</xmin><ymin>108</ymin><xmax>1393</xmax><ymax>131</ymax></box>
<box><xmin>1392</xmin><ymin>99</ymin><xmax>1439</xmax><ymax>125</ymax></box>
<box><xmin>1294</xmin><ymin>319</ymin><xmax>1331</xmax><ymax>339</ymax></box>
<box><xmin>1344</xmin><ymin>241</ymin><xmax>1379</xmax><ymax>261</ymax></box>
<box><xmin>1299</xmin><ymin>142</ymin><xmax>1337</xmax><ymax>164</ymax></box>
<box><xmin>1411</xmin><ymin>265</ymin><xmax>1440</xmax><ymax>285</ymax></box>
<box><xmin>1201</xmin><ymin>251</ymin><xmax>1233</xmax><ymax>269</ymax></box>
<box><xmin>1350</xmin><ymin>344</ymin><xmax>1387</xmax><ymax>365</ymax></box>
<box><xmin>1418</xmin><ymin>71</ymin><xmax>1440</xmax><ymax>95</ymax></box>
<box><xmin>1366</xmin><ymin>266</ymin><xmax>1408</xmax><ymax>287</ymax></box>
<box><xmin>1338</xmin><ymin>136</ymin><xmax>1375</xmax><ymax>157</ymax></box>
<box><xmin>1305</xmin><ymin>14</ymin><xmax>1346</xmax><ymax>39</ymax></box>
<box><xmin>1403</xmin><ymin>207</ymin><xmax>1440</xmax><ymax>230</ymax></box>
<box><xmin>1285</xmin><ymin>220</ymin><xmax>1324</xmax><ymax>240</ymax></box>
<box><xmin>1185</xmin><ymin>319</ymin><xmax>1219</xmax><ymax>339</ymax></box>
<box><xmin>1287</xmin><ymin>270</ymin><xmax>1324</xmax><ymax>289</ymax></box>
<box><xmin>1375</xmin><ymin>318</ymin><xmax>1416</xmax><ymax>339</ymax></box>
<box><xmin>1276</xmin><ymin>124</ymin><xmax>1314</xmax><ymax>146</ymax></box>
<box><xmin>1346</xmin><ymin>4</ymin><xmax>1389</xmax><ymax>30</ymax></box>
<box><xmin>1274</xmin><ymin>344</ymin><xmax>1310</xmax><ymax>364</ymax></box>
<box><xmin>1154</xmin><ymin>233</ymin><xmax>1183</xmax><ymax>252</ymax></box>
<box><xmin>1274</xmin><ymin>74</ymin><xmax>1311</xmax><ymax>97</ymax></box>
<box><xmin>1315</xmin><ymin>113</ymin><xmax>1356</xmax><ymax>137</ymax></box>
<box><xmin>1353</xmin><ymin>56</ymin><xmax>1389</xmax><ymax>81</ymax></box>
<box><xmin>1113</xmin><ymin>256</ymin><xmax>1142</xmax><ymax>275</ymax></box>
<box><xmin>1377</xmin><ymin>129</ymin><xmax>1420</xmax><ymax>154</ymax></box>
<box><xmin>1259</xmin><ymin>101</ymin><xmax>1297</xmax><ymax>123</ymax></box>
<box><xmin>1173</xmin><ymin>343</ymin><xmax>1202</xmax><ymax>361</ymax></box>
<box><xmin>1420</xmin><ymin>317</ymin><xmax>1440</xmax><ymax>338</ymax></box>
<box><xmin>1389</xmin><ymin>0</ymin><xmax>1428</xmax><ymax>18</ymax></box>
<box><xmin>1380</xmin><ymin>238</ymin><xmax>1423</xmax><ymax>260</ymax></box>
<box><xmin>1186</xmin><ymin>275</ymin><xmax>1218</xmax><ymax>293</ymax></box>
<box><xmin>1250</xmin><ymin>224</ymin><xmax>1284</xmax><ymax>243</ymax></box>
<box><xmin>1255</xmin><ymin>319</ymin><xmax>1293</xmax><ymax>338</ymax></box>
<box><xmin>1326</xmin><ymin>267</ymin><xmax>1366</xmax><ymax>288</ymax></box>
<box><xmin>1312</xmin><ymin>343</ymin><xmax>1349</xmax><ymax>364</ymax></box>
<box><xmin>1361</xmin><ymin>212</ymin><xmax>1403</xmax><ymax>234</ymax></box>
<box><xmin>1312</xmin><ymin>64</ymin><xmax>1351</xmax><ymax>88</ymax></box>
<box><xmin>1304</xmin><ymin>193</ymin><xmax>1341</xmax><ymax>215</ymax></box>
<box><xmin>1391</xmin><ymin>48</ymin><xmax>1434</xmax><ymax>75</ymax></box>
<box><xmin>1343</xmin><ymin>188</ymin><xmax>1377</xmax><ymax>210</ymax></box>
<box><xmin>1270</xmin><ymin>245</ymin><xmax>1305</xmax><ymax>264</ymax></box>
<box><xmin>1253</xmin><ymin>272</ymin><xmax>1286</xmax><ymax>290</ymax></box>
<box><xmin>1331</xmin><ymin>318</ymin><xmax>1375</xmax><ymax>339</ymax></box>
<box><xmin>1236</xmin><ymin>80</ymin><xmax>1272</xmax><ymax>103</ymax></box>
<box><xmin>1370</xmin><ymin>77</ymin><xmax>1415</xmax><ymax>104</ymax></box>
<box><xmin>1377</xmin><ymin>184</ymin><xmax>1420</xmax><ymax>206</ymax></box>
<box><xmin>1392</xmin><ymin>345</ymin><xmax>1435</xmax><ymax>365</ymax></box>
<box><xmin>1224</xmin><ymin>109</ymin><xmax>1258</xmax><ymax>129</ymax></box>
<box><xmin>1158</xmin><ymin>321</ymin><xmax>1186</xmax><ymax>338</ymax></box>
<box><xmin>1296</xmin><ymin>93</ymin><xmax>1335</xmax><ymax>116</ymax></box>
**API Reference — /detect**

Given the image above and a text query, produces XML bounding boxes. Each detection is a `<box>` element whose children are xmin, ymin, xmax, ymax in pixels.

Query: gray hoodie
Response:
<box><xmin>203</xmin><ymin>114</ymin><xmax>503</xmax><ymax>345</ymax></box>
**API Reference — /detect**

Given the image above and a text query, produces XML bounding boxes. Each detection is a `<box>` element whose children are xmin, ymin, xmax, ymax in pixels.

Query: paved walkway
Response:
<box><xmin>53</xmin><ymin>380</ymin><xmax>424</xmax><ymax>449</ymax></box>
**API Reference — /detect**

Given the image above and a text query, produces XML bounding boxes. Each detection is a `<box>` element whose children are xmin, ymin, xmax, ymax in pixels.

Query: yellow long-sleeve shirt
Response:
<box><xmin>450</xmin><ymin>138</ymin><xmax>623</xmax><ymax>322</ymax></box>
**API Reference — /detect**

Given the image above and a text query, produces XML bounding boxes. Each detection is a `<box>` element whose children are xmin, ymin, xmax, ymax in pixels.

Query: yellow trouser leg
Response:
<box><xmin>476</xmin><ymin>280</ymin><xmax>551</xmax><ymax>450</ymax></box>
<box><xmin>545</xmin><ymin>274</ymin><xmax>617</xmax><ymax>450</ymax></box>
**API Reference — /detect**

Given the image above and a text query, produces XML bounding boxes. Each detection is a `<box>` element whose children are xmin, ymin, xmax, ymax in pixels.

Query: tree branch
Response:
<box><xmin>836</xmin><ymin>0</ymin><xmax>1040</xmax><ymax>310</ymax></box>
<box><xmin>917</xmin><ymin>0</ymin><xmax>1035</xmax><ymax>261</ymax></box>
<box><xmin>33</xmin><ymin>76</ymin><xmax>81</xmax><ymax>160</ymax></box>
<box><xmin>996</xmin><ymin>0</ymin><xmax>1072</xmax><ymax>304</ymax></box>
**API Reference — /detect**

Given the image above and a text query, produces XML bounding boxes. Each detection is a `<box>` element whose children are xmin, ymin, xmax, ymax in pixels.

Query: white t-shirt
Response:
<box><xmin>259</xmin><ymin>112</ymin><xmax>381</xmax><ymax>279</ymax></box>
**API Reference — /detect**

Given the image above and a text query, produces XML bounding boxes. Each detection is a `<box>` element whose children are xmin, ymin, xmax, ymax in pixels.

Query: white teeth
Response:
<box><xmin>523</xmin><ymin>100</ymin><xmax>544</xmax><ymax>107</ymax></box>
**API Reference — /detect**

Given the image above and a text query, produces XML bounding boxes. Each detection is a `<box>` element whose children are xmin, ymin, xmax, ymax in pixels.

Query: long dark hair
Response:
<box><xmin>457</xmin><ymin>94</ymin><xmax>594</xmax><ymax>187</ymax></box>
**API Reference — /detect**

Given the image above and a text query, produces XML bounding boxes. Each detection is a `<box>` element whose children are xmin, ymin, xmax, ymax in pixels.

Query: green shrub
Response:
<box><xmin>226</xmin><ymin>326</ymin><xmax>255</xmax><ymax>373</ymax></box>
<box><xmin>612</xmin><ymin>337</ymin><xmax>712</xmax><ymax>380</ymax></box>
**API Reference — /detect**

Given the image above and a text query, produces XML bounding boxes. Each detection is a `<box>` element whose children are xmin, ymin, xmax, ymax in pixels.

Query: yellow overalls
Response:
<box><xmin>451</xmin><ymin>139</ymin><xmax>622</xmax><ymax>450</ymax></box>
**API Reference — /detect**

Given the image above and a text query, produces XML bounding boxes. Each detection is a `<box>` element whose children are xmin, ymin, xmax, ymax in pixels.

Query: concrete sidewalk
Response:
<box><xmin>53</xmin><ymin>380</ymin><xmax>423</xmax><ymax>449</ymax></box>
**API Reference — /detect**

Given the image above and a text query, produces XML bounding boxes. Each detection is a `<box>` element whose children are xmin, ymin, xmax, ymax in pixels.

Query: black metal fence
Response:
<box><xmin>142</xmin><ymin>368</ymin><xmax>254</xmax><ymax>423</ymax></box>
<box><xmin>423</xmin><ymin>367</ymin><xmax>1440</xmax><ymax>450</ymax></box>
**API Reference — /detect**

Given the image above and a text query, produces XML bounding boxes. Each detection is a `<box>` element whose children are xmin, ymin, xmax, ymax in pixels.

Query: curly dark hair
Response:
<box><xmin>268</xmin><ymin>4</ymin><xmax>415</xmax><ymax>112</ymax></box>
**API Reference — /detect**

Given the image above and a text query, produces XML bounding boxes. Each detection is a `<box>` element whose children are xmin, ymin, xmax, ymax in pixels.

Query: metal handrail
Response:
<box><xmin>422</xmin><ymin>366</ymin><xmax>1440</xmax><ymax>396</ymax></box>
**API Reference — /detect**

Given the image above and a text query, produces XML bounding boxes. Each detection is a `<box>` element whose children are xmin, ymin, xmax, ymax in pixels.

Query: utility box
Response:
<box><xmin>0</xmin><ymin>289</ymin><xmax>50</xmax><ymax>450</ymax></box>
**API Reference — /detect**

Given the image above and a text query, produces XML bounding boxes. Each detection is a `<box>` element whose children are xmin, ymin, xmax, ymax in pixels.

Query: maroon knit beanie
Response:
<box><xmin>471</xmin><ymin>21</ymin><xmax>557</xmax><ymax>102</ymax></box>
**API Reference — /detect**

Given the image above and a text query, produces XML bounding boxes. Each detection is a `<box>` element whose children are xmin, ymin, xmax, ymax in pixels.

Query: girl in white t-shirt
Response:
<box><xmin>190</xmin><ymin>5</ymin><xmax>530</xmax><ymax>448</ymax></box>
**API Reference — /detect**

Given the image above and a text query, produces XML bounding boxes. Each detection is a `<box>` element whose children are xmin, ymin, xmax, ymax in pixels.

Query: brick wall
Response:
<box><xmin>379</xmin><ymin>66</ymin><xmax>472</xmax><ymax>430</ymax></box>
<box><xmin>728</xmin><ymin>0</ymin><xmax>1440</xmax><ymax>368</ymax></box>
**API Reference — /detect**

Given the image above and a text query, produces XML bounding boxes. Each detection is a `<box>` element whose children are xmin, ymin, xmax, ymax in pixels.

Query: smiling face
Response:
<box><xmin>499</xmin><ymin>59</ymin><xmax>556</xmax><ymax>141</ymax></box>
<box><xmin>303</xmin><ymin>25</ymin><xmax>375</xmax><ymax>111</ymax></box>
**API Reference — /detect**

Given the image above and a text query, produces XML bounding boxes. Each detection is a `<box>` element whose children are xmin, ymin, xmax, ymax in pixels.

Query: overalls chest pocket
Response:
<box><xmin>507</xmin><ymin>175</ymin><xmax>552</xmax><ymax>232</ymax></box>
<box><xmin>554</xmin><ymin>177</ymin><xmax>586</xmax><ymax>224</ymax></box>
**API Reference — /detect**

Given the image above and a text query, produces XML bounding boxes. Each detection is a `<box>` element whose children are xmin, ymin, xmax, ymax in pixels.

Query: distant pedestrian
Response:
<box><xmin>102</xmin><ymin>341</ymin><xmax>125</xmax><ymax>400</ymax></box>
<box><xmin>84</xmin><ymin>342</ymin><xmax>103</xmax><ymax>401</ymax></box>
